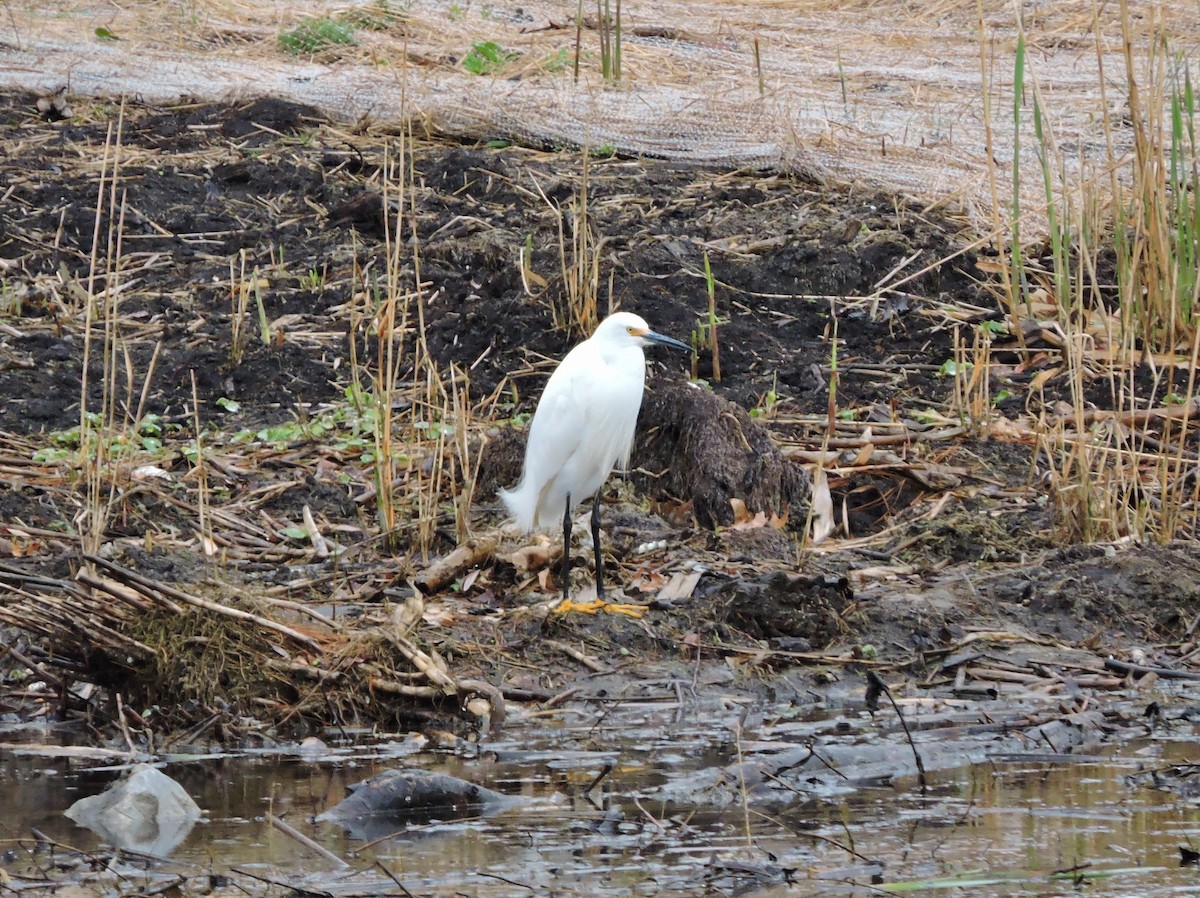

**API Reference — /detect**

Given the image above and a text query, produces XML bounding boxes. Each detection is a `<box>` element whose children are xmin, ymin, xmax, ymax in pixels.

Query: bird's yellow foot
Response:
<box><xmin>553</xmin><ymin>598</ymin><xmax>647</xmax><ymax>618</ymax></box>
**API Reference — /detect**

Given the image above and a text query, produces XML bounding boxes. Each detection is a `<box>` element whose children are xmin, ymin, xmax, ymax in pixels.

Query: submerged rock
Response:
<box><xmin>318</xmin><ymin>768</ymin><xmax>518</xmax><ymax>840</ymax></box>
<box><xmin>653</xmin><ymin>709</ymin><xmax>1111</xmax><ymax>809</ymax></box>
<box><xmin>65</xmin><ymin>764</ymin><xmax>203</xmax><ymax>855</ymax></box>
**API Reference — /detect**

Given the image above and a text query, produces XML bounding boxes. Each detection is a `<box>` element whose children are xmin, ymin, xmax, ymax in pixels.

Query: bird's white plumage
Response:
<box><xmin>500</xmin><ymin>312</ymin><xmax>652</xmax><ymax>531</ymax></box>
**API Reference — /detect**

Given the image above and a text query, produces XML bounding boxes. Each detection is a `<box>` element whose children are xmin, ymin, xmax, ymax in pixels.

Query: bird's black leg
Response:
<box><xmin>591</xmin><ymin>492</ymin><xmax>604</xmax><ymax>599</ymax></box>
<box><xmin>561</xmin><ymin>492</ymin><xmax>572</xmax><ymax>599</ymax></box>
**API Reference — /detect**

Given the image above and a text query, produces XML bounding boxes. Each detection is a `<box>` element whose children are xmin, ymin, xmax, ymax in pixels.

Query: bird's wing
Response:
<box><xmin>514</xmin><ymin>343</ymin><xmax>645</xmax><ymax>528</ymax></box>
<box><xmin>521</xmin><ymin>359</ymin><xmax>590</xmax><ymax>492</ymax></box>
<box><xmin>572</xmin><ymin>366</ymin><xmax>643</xmax><ymax>471</ymax></box>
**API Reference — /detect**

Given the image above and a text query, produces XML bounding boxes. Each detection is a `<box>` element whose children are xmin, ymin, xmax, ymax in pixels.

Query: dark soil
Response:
<box><xmin>0</xmin><ymin>93</ymin><xmax>984</xmax><ymax>436</ymax></box>
<box><xmin>1</xmin><ymin>91</ymin><xmax>1198</xmax><ymax>736</ymax></box>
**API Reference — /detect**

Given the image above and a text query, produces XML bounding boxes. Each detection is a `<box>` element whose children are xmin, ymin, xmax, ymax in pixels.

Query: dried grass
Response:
<box><xmin>0</xmin><ymin>551</ymin><xmax>502</xmax><ymax>730</ymax></box>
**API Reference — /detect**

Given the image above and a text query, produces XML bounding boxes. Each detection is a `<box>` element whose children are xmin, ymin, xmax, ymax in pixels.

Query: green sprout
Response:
<box><xmin>462</xmin><ymin>41</ymin><xmax>517</xmax><ymax>75</ymax></box>
<box><xmin>279</xmin><ymin>17</ymin><xmax>357</xmax><ymax>55</ymax></box>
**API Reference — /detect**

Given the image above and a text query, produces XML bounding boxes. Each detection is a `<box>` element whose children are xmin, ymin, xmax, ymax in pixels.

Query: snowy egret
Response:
<box><xmin>501</xmin><ymin>311</ymin><xmax>690</xmax><ymax>613</ymax></box>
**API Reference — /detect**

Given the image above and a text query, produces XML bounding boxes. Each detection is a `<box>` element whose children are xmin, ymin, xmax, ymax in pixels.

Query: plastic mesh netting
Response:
<box><xmin>3</xmin><ymin>0</ymin><xmax>1197</xmax><ymax>232</ymax></box>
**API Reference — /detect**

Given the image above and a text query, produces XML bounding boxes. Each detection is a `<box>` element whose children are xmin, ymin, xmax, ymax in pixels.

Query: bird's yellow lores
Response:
<box><xmin>501</xmin><ymin>312</ymin><xmax>690</xmax><ymax>614</ymax></box>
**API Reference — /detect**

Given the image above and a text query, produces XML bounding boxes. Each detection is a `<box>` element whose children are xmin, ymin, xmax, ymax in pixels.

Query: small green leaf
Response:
<box><xmin>257</xmin><ymin>423</ymin><xmax>303</xmax><ymax>444</ymax></box>
<box><xmin>462</xmin><ymin>41</ymin><xmax>517</xmax><ymax>75</ymax></box>
<box><xmin>33</xmin><ymin>447</ymin><xmax>72</xmax><ymax>463</ymax></box>
<box><xmin>541</xmin><ymin>47</ymin><xmax>570</xmax><ymax>72</ymax></box>
<box><xmin>279</xmin><ymin>17</ymin><xmax>356</xmax><ymax>55</ymax></box>
<box><xmin>938</xmin><ymin>359</ymin><xmax>972</xmax><ymax>377</ymax></box>
<box><xmin>912</xmin><ymin>408</ymin><xmax>944</xmax><ymax>425</ymax></box>
<box><xmin>282</xmin><ymin>526</ymin><xmax>309</xmax><ymax>541</ymax></box>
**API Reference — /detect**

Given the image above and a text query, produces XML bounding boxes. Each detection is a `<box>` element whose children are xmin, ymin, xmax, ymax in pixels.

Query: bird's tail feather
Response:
<box><xmin>499</xmin><ymin>481</ymin><xmax>536</xmax><ymax>533</ymax></box>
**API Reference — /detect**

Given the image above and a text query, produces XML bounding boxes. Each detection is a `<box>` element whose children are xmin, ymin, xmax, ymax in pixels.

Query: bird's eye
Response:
<box><xmin>626</xmin><ymin>326</ymin><xmax>635</xmax><ymax>334</ymax></box>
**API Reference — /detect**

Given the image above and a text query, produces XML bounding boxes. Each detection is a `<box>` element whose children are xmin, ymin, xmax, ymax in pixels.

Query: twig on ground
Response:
<box><xmin>266</xmin><ymin>812</ymin><xmax>351</xmax><ymax>868</ymax></box>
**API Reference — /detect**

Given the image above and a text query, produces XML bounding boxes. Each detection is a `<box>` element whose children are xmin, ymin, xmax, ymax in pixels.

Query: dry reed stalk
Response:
<box><xmin>408</xmin><ymin>299</ymin><xmax>450</xmax><ymax>563</ymax></box>
<box><xmin>551</xmin><ymin>151</ymin><xmax>603</xmax><ymax>336</ymax></box>
<box><xmin>447</xmin><ymin>365</ymin><xmax>475</xmax><ymax>544</ymax></box>
<box><xmin>190</xmin><ymin>370</ymin><xmax>212</xmax><ymax>557</ymax></box>
<box><xmin>949</xmin><ymin>325</ymin><xmax>993</xmax><ymax>433</ymax></box>
<box><xmin>230</xmin><ymin>250</ymin><xmax>250</xmax><ymax>366</ymax></box>
<box><xmin>78</xmin><ymin>102</ymin><xmax>132</xmax><ymax>560</ymax></box>
<box><xmin>976</xmin><ymin>0</ymin><xmax>1025</xmax><ymax>346</ymax></box>
<box><xmin>375</xmin><ymin>94</ymin><xmax>416</xmax><ymax>550</ymax></box>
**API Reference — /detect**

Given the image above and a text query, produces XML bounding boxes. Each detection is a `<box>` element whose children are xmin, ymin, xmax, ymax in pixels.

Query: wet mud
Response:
<box><xmin>2</xmin><ymin>95</ymin><xmax>1200</xmax><ymax>890</ymax></box>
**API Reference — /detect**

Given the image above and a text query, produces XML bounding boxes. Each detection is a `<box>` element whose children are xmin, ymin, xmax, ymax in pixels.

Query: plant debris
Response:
<box><xmin>0</xmin><ymin>93</ymin><xmax>1198</xmax><ymax>743</ymax></box>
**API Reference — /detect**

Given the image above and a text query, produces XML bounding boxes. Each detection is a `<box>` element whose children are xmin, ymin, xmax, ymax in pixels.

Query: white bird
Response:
<box><xmin>501</xmin><ymin>311</ymin><xmax>690</xmax><ymax>612</ymax></box>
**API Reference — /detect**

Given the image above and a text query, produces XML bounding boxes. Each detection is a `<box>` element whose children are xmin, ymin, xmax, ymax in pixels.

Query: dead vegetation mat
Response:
<box><xmin>2</xmin><ymin>93</ymin><xmax>1200</xmax><ymax>740</ymax></box>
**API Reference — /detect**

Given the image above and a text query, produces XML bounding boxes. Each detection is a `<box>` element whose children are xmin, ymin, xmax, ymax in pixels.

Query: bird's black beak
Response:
<box><xmin>644</xmin><ymin>329</ymin><xmax>691</xmax><ymax>352</ymax></box>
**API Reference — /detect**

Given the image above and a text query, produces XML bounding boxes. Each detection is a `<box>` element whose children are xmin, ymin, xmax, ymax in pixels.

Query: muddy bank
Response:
<box><xmin>0</xmin><ymin>91</ymin><xmax>1197</xmax><ymax>746</ymax></box>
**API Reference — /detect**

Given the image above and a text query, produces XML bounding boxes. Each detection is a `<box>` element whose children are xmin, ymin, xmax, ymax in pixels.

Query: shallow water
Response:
<box><xmin>3</xmin><ymin>702</ymin><xmax>1200</xmax><ymax>897</ymax></box>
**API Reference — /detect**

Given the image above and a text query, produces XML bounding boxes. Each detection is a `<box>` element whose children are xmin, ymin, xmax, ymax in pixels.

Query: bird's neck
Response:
<box><xmin>599</xmin><ymin>344</ymin><xmax>645</xmax><ymax>368</ymax></box>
